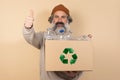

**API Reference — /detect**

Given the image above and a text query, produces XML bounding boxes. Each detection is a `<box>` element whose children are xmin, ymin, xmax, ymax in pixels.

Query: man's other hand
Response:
<box><xmin>88</xmin><ymin>34</ymin><xmax>92</xmax><ymax>38</ymax></box>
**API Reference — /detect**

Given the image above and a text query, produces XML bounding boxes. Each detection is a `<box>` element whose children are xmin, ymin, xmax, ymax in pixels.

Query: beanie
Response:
<box><xmin>51</xmin><ymin>4</ymin><xmax>70</xmax><ymax>16</ymax></box>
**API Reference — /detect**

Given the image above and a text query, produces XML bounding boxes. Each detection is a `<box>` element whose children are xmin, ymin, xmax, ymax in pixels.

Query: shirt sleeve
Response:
<box><xmin>23</xmin><ymin>27</ymin><xmax>44</xmax><ymax>49</ymax></box>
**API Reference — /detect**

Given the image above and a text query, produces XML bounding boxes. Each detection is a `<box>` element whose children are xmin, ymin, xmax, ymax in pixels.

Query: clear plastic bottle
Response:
<box><xmin>77</xmin><ymin>35</ymin><xmax>91</xmax><ymax>41</ymax></box>
<box><xmin>45</xmin><ymin>28</ymin><xmax>56</xmax><ymax>40</ymax></box>
<box><xmin>45</xmin><ymin>28</ymin><xmax>73</xmax><ymax>40</ymax></box>
<box><xmin>64</xmin><ymin>31</ymin><xmax>72</xmax><ymax>40</ymax></box>
<box><xmin>56</xmin><ymin>29</ymin><xmax>72</xmax><ymax>40</ymax></box>
<box><xmin>56</xmin><ymin>29</ymin><xmax>65</xmax><ymax>40</ymax></box>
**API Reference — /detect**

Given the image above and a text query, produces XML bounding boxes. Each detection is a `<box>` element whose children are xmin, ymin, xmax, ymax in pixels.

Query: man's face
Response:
<box><xmin>52</xmin><ymin>11</ymin><xmax>68</xmax><ymax>24</ymax></box>
<box><xmin>52</xmin><ymin>11</ymin><xmax>69</xmax><ymax>34</ymax></box>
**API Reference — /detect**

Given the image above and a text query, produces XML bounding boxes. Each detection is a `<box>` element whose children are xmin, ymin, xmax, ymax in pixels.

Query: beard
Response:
<box><xmin>51</xmin><ymin>22</ymin><xmax>71</xmax><ymax>35</ymax></box>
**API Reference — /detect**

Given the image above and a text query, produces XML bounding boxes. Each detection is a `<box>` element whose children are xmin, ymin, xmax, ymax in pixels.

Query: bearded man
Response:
<box><xmin>23</xmin><ymin>4</ymin><xmax>85</xmax><ymax>80</ymax></box>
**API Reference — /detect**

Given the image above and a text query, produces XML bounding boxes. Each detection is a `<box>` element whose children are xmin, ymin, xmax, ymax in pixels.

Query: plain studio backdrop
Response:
<box><xmin>0</xmin><ymin>0</ymin><xmax>120</xmax><ymax>80</ymax></box>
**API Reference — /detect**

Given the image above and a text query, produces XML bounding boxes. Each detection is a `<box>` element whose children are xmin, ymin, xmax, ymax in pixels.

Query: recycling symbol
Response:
<box><xmin>59</xmin><ymin>48</ymin><xmax>78</xmax><ymax>64</ymax></box>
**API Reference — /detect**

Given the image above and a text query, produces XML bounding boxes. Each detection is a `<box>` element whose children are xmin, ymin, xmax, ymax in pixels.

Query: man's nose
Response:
<box><xmin>58</xmin><ymin>18</ymin><xmax>62</xmax><ymax>22</ymax></box>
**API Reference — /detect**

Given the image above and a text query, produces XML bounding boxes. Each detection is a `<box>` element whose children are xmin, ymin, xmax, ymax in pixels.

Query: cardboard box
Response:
<box><xmin>45</xmin><ymin>40</ymin><xmax>93</xmax><ymax>71</ymax></box>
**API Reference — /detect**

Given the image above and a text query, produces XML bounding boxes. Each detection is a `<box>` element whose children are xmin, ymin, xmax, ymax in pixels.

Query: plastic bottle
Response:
<box><xmin>56</xmin><ymin>29</ymin><xmax>65</xmax><ymax>40</ymax></box>
<box><xmin>45</xmin><ymin>28</ymin><xmax>56</xmax><ymax>40</ymax></box>
<box><xmin>77</xmin><ymin>35</ymin><xmax>91</xmax><ymax>41</ymax></box>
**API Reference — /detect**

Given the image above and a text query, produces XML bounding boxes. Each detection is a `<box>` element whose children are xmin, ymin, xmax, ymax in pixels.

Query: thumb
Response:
<box><xmin>28</xmin><ymin>9</ymin><xmax>34</xmax><ymax>17</ymax></box>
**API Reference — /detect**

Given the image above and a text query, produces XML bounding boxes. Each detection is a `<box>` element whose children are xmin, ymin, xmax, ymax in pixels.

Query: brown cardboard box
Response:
<box><xmin>45</xmin><ymin>40</ymin><xmax>93</xmax><ymax>71</ymax></box>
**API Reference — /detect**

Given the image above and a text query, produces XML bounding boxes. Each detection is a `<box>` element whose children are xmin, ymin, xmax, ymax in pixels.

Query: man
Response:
<box><xmin>23</xmin><ymin>4</ymin><xmax>91</xmax><ymax>80</ymax></box>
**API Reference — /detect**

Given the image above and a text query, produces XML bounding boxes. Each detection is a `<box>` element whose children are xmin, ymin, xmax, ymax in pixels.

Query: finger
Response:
<box><xmin>88</xmin><ymin>34</ymin><xmax>92</xmax><ymax>38</ymax></box>
<box><xmin>24</xmin><ymin>23</ymin><xmax>33</xmax><ymax>27</ymax></box>
<box><xmin>25</xmin><ymin>16</ymin><xmax>34</xmax><ymax>21</ymax></box>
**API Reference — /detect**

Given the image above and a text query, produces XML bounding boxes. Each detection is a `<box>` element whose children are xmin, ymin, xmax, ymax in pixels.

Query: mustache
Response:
<box><xmin>52</xmin><ymin>22</ymin><xmax>65</xmax><ymax>31</ymax></box>
<box><xmin>55</xmin><ymin>22</ymin><xmax>64</xmax><ymax>25</ymax></box>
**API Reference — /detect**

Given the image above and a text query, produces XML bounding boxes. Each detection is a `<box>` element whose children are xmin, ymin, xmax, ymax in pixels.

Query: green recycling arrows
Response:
<box><xmin>59</xmin><ymin>48</ymin><xmax>78</xmax><ymax>64</ymax></box>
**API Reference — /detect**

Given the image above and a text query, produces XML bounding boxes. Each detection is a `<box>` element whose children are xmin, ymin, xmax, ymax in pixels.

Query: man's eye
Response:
<box><xmin>62</xmin><ymin>16</ymin><xmax>67</xmax><ymax>18</ymax></box>
<box><xmin>54</xmin><ymin>16</ymin><xmax>59</xmax><ymax>18</ymax></box>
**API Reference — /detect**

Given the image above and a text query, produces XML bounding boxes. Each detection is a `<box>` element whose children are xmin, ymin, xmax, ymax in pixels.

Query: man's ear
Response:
<box><xmin>48</xmin><ymin>15</ymin><xmax>54</xmax><ymax>23</ymax></box>
<box><xmin>67</xmin><ymin>16</ymin><xmax>73</xmax><ymax>24</ymax></box>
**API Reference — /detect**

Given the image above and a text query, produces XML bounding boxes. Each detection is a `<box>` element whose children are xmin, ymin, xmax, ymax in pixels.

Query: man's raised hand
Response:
<box><xmin>24</xmin><ymin>10</ymin><xmax>34</xmax><ymax>29</ymax></box>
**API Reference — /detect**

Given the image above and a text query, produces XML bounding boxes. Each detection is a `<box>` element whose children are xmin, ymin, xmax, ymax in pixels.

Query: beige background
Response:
<box><xmin>0</xmin><ymin>0</ymin><xmax>120</xmax><ymax>80</ymax></box>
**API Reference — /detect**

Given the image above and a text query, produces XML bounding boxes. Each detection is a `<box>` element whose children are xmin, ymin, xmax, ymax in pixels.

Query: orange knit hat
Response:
<box><xmin>51</xmin><ymin>4</ymin><xmax>70</xmax><ymax>16</ymax></box>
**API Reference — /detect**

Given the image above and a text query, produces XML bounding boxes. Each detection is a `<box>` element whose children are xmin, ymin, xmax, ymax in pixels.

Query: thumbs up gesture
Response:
<box><xmin>24</xmin><ymin>10</ymin><xmax>34</xmax><ymax>29</ymax></box>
